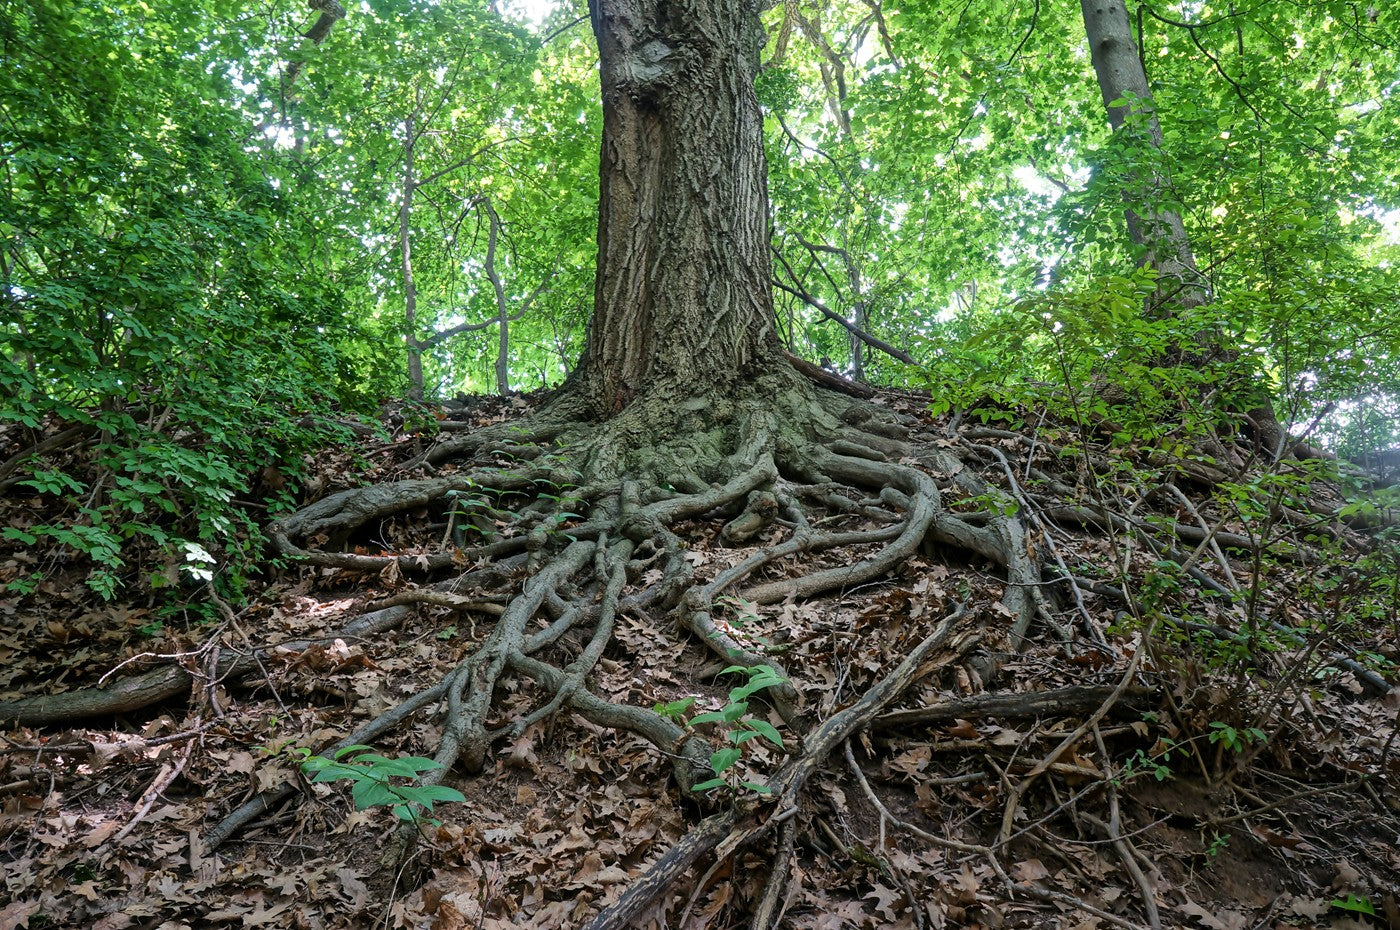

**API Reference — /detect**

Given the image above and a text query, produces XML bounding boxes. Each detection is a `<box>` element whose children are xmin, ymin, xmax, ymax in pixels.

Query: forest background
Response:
<box><xmin>4</xmin><ymin>0</ymin><xmax>1398</xmax><ymax>586</ymax></box>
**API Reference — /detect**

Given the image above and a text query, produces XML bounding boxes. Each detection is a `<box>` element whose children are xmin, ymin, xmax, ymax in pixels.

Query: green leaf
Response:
<box><xmin>1330</xmin><ymin>895</ymin><xmax>1375</xmax><ymax>916</ymax></box>
<box><xmin>741</xmin><ymin>719</ymin><xmax>785</xmax><ymax>750</ymax></box>
<box><xmin>409</xmin><ymin>785</ymin><xmax>466</xmax><ymax>803</ymax></box>
<box><xmin>333</xmin><ymin>744</ymin><xmax>376</xmax><ymax>760</ymax></box>
<box><xmin>719</xmin><ymin>702</ymin><xmax>749</xmax><ymax>723</ymax></box>
<box><xmin>710</xmin><ymin>748</ymin><xmax>743</xmax><ymax>774</ymax></box>
<box><xmin>351</xmin><ymin>780</ymin><xmax>398</xmax><ymax>810</ymax></box>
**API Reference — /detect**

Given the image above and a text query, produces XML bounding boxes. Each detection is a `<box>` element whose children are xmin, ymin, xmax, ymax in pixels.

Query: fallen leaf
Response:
<box><xmin>82</xmin><ymin>819</ymin><xmax>121</xmax><ymax>848</ymax></box>
<box><xmin>337</xmin><ymin>867</ymin><xmax>369</xmax><ymax>909</ymax></box>
<box><xmin>1012</xmin><ymin>858</ymin><xmax>1050</xmax><ymax>882</ymax></box>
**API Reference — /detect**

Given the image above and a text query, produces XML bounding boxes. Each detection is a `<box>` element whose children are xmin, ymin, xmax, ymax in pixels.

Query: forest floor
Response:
<box><xmin>2</xmin><ymin>385</ymin><xmax>1398</xmax><ymax>929</ymax></box>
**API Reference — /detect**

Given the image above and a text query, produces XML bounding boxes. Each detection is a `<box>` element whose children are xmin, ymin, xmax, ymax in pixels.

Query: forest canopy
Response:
<box><xmin>5</xmin><ymin>0</ymin><xmax>1397</xmax><ymax>448</ymax></box>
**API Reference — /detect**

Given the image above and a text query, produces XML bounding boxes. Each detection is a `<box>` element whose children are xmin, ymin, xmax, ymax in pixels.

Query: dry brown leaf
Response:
<box><xmin>1330</xmin><ymin>858</ymin><xmax>1363</xmax><ymax>890</ymax></box>
<box><xmin>336</xmin><ymin>866</ymin><xmax>369</xmax><ymax>909</ymax></box>
<box><xmin>81</xmin><ymin>819</ymin><xmax>121</xmax><ymax>848</ymax></box>
<box><xmin>865</xmin><ymin>882</ymin><xmax>902</xmax><ymax>920</ymax></box>
<box><xmin>1178</xmin><ymin>896</ymin><xmax>1248</xmax><ymax>930</ymax></box>
<box><xmin>1011</xmin><ymin>858</ymin><xmax>1050</xmax><ymax>882</ymax></box>
<box><xmin>1285</xmin><ymin>896</ymin><xmax>1330</xmax><ymax>919</ymax></box>
<box><xmin>226</xmin><ymin>751</ymin><xmax>256</xmax><ymax>773</ymax></box>
<box><xmin>945</xmin><ymin>719</ymin><xmax>979</xmax><ymax>739</ymax></box>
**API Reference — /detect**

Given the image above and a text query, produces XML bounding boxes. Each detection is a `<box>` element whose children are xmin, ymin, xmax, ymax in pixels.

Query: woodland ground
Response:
<box><xmin>1</xmin><ymin>383</ymin><xmax>1398</xmax><ymax>930</ymax></box>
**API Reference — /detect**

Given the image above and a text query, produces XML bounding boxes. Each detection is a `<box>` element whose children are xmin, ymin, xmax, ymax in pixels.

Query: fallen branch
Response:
<box><xmin>0</xmin><ymin>602</ymin><xmax>416</xmax><ymax>727</ymax></box>
<box><xmin>586</xmin><ymin>605</ymin><xmax>970</xmax><ymax>930</ymax></box>
<box><xmin>875</xmin><ymin>683</ymin><xmax>1155</xmax><ymax>731</ymax></box>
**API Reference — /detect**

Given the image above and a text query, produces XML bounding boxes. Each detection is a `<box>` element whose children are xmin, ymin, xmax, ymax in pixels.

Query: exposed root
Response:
<box><xmin>9</xmin><ymin>379</ymin><xmax>1395</xmax><ymax>930</ymax></box>
<box><xmin>586</xmin><ymin>605</ymin><xmax>970</xmax><ymax>930</ymax></box>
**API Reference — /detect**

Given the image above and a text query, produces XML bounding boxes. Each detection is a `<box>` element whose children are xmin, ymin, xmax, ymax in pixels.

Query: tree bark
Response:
<box><xmin>580</xmin><ymin>0</ymin><xmax>785</xmax><ymax>413</ymax></box>
<box><xmin>401</xmin><ymin>109</ymin><xmax>426</xmax><ymax>399</ymax></box>
<box><xmin>485</xmin><ymin>200</ymin><xmax>512</xmax><ymax>395</ymax></box>
<box><xmin>1082</xmin><ymin>0</ymin><xmax>1283</xmax><ymax>451</ymax></box>
<box><xmin>1081</xmin><ymin>0</ymin><xmax>1207</xmax><ymax>312</ymax></box>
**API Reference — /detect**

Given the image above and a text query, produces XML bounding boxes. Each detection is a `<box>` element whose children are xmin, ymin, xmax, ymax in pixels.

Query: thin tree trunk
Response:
<box><xmin>582</xmin><ymin>0</ymin><xmax>785</xmax><ymax>413</ymax></box>
<box><xmin>1081</xmin><ymin>0</ymin><xmax>1207</xmax><ymax>312</ymax></box>
<box><xmin>282</xmin><ymin>0</ymin><xmax>347</xmax><ymax>96</ymax></box>
<box><xmin>401</xmin><ymin>110</ymin><xmax>425</xmax><ymax>399</ymax></box>
<box><xmin>847</xmin><ymin>258</ymin><xmax>865</xmax><ymax>382</ymax></box>
<box><xmin>1081</xmin><ymin>0</ymin><xmax>1282</xmax><ymax>452</ymax></box>
<box><xmin>484</xmin><ymin>201</ymin><xmax>511</xmax><ymax>395</ymax></box>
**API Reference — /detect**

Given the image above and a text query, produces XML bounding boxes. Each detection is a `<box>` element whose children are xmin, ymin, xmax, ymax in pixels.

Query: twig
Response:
<box><xmin>588</xmin><ymin>605</ymin><xmax>970</xmax><ymax>930</ymax></box>
<box><xmin>1207</xmin><ymin>779</ymin><xmax>1360</xmax><ymax>827</ymax></box>
<box><xmin>1</xmin><ymin>722</ymin><xmax>218</xmax><ymax>755</ymax></box>
<box><xmin>1093</xmin><ymin>724</ymin><xmax>1161</xmax><ymax>929</ymax></box>
<box><xmin>998</xmin><ymin>623</ymin><xmax>1155</xmax><ymax>846</ymax></box>
<box><xmin>112</xmin><ymin>737</ymin><xmax>199</xmax><ymax>845</ymax></box>
<box><xmin>1014</xmin><ymin>883</ymin><xmax>1152</xmax><ymax>930</ymax></box>
<box><xmin>749</xmin><ymin>818</ymin><xmax>797</xmax><ymax>930</ymax></box>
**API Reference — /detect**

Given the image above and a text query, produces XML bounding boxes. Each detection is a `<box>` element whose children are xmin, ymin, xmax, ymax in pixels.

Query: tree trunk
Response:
<box><xmin>485</xmin><ymin>201</ymin><xmax>512</xmax><ymax>395</ymax></box>
<box><xmin>1082</xmin><ymin>0</ymin><xmax>1282</xmax><ymax>452</ymax></box>
<box><xmin>580</xmin><ymin>0</ymin><xmax>784</xmax><ymax>414</ymax></box>
<box><xmin>401</xmin><ymin>110</ymin><xmax>425</xmax><ymax>399</ymax></box>
<box><xmin>1081</xmin><ymin>0</ymin><xmax>1207</xmax><ymax>312</ymax></box>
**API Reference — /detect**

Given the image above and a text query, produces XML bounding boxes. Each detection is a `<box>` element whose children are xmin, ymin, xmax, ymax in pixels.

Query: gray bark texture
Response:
<box><xmin>1081</xmin><ymin>0</ymin><xmax>1207</xmax><ymax>311</ymax></box>
<box><xmin>1082</xmin><ymin>0</ymin><xmax>1283</xmax><ymax>449</ymax></box>
<box><xmin>582</xmin><ymin>0</ymin><xmax>784</xmax><ymax>413</ymax></box>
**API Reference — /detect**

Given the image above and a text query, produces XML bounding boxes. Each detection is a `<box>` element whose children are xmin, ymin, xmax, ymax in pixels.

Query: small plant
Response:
<box><xmin>1120</xmin><ymin>745</ymin><xmax>1176</xmax><ymax>783</ymax></box>
<box><xmin>1207</xmin><ymin>721</ymin><xmax>1266</xmax><ymax>754</ymax></box>
<box><xmin>688</xmin><ymin>664</ymin><xmax>787</xmax><ymax>796</ymax></box>
<box><xmin>653</xmin><ymin>696</ymin><xmax>697</xmax><ymax>721</ymax></box>
<box><xmin>713</xmin><ymin>595</ymin><xmax>776</xmax><ymax>649</ymax></box>
<box><xmin>1330</xmin><ymin>894</ymin><xmax>1376</xmax><ymax>916</ymax></box>
<box><xmin>282</xmin><ymin>744</ymin><xmax>465</xmax><ymax>826</ymax></box>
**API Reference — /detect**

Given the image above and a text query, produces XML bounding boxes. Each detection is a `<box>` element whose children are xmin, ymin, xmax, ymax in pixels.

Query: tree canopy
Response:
<box><xmin>8</xmin><ymin>0</ymin><xmax>1396</xmax><ymax>444</ymax></box>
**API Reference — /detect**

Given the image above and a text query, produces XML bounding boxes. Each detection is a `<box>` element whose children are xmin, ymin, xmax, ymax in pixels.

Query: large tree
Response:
<box><xmin>251</xmin><ymin>6</ymin><xmax>1052</xmax><ymax>925</ymax></box>
<box><xmin>7</xmin><ymin>2</ymin><xmax>1399</xmax><ymax>927</ymax></box>
<box><xmin>2</xmin><ymin>1</ymin><xmax>1048</xmax><ymax>923</ymax></box>
<box><xmin>583</xmin><ymin>0</ymin><xmax>782</xmax><ymax>411</ymax></box>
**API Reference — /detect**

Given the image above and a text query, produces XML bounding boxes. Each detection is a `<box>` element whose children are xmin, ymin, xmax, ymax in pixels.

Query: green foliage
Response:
<box><xmin>759</xmin><ymin>0</ymin><xmax>1399</xmax><ymax>448</ymax></box>
<box><xmin>287</xmin><ymin>744</ymin><xmax>465</xmax><ymax>827</ymax></box>
<box><xmin>1330</xmin><ymin>894</ymin><xmax>1377</xmax><ymax>917</ymax></box>
<box><xmin>0</xmin><ymin>0</ymin><xmax>376</xmax><ymax>601</ymax></box>
<box><xmin>1120</xmin><ymin>742</ymin><xmax>1178</xmax><ymax>784</ymax></box>
<box><xmin>2</xmin><ymin>0</ymin><xmax>1397</xmax><ymax>613</ymax></box>
<box><xmin>652</xmin><ymin>696</ymin><xmax>697</xmax><ymax>721</ymax></box>
<box><xmin>1206</xmin><ymin>722</ymin><xmax>1267</xmax><ymax>755</ymax></box>
<box><xmin>1205</xmin><ymin>832</ymin><xmax>1230</xmax><ymax>858</ymax></box>
<box><xmin>688</xmin><ymin>664</ymin><xmax>787</xmax><ymax>796</ymax></box>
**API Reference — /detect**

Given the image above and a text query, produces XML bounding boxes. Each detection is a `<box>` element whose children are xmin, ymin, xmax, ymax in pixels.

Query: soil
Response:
<box><xmin>2</xmin><ymin>384</ymin><xmax>1398</xmax><ymax>929</ymax></box>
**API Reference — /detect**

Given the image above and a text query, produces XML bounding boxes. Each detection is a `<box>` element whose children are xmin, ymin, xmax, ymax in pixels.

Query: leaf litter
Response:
<box><xmin>2</xmin><ymin>388</ymin><xmax>1398</xmax><ymax>928</ymax></box>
